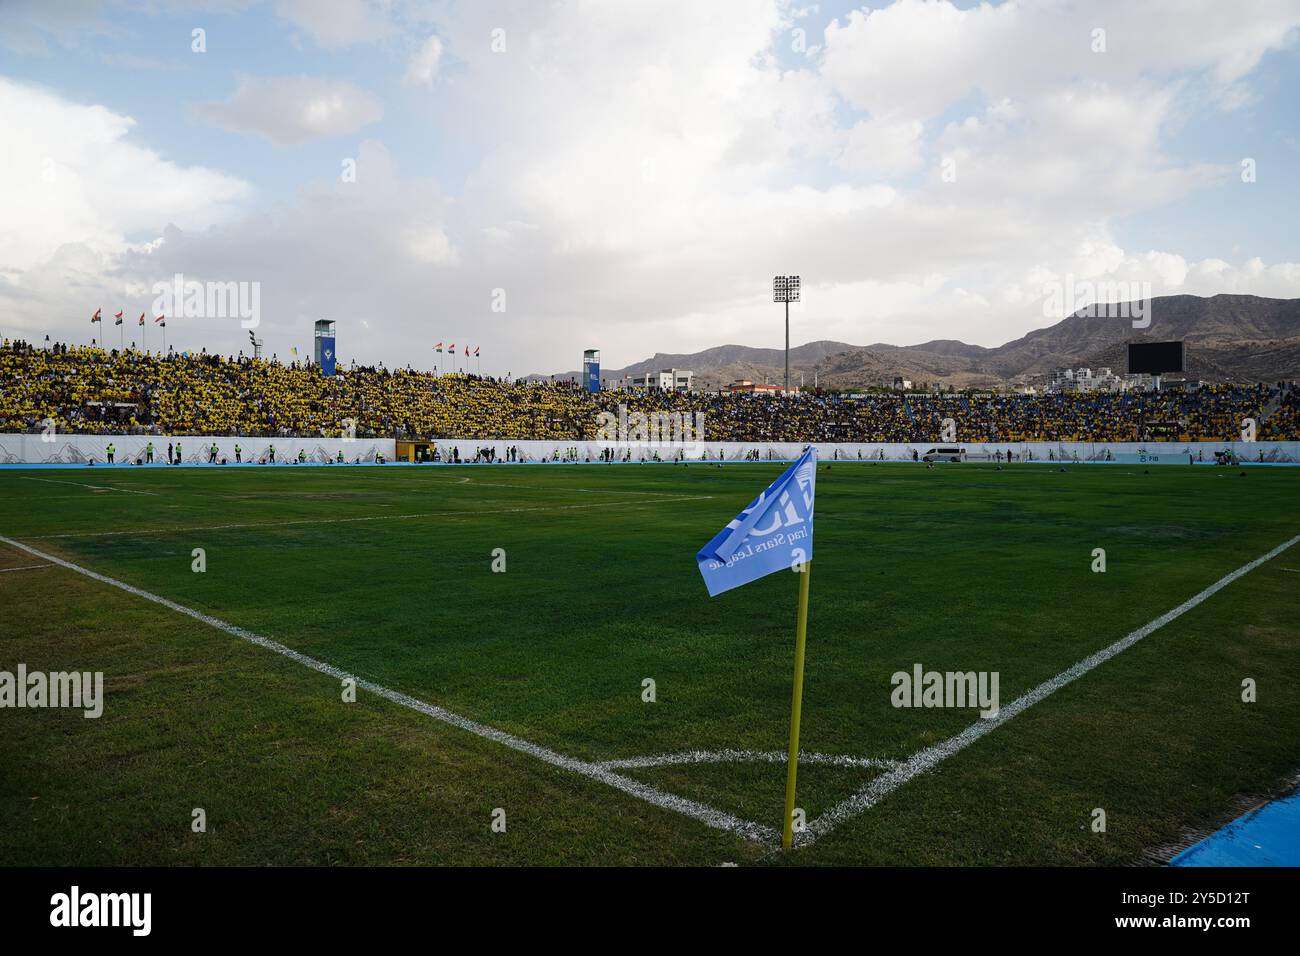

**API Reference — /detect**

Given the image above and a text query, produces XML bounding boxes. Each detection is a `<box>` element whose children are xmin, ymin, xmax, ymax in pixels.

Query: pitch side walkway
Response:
<box><xmin>1172</xmin><ymin>789</ymin><xmax>1300</xmax><ymax>866</ymax></box>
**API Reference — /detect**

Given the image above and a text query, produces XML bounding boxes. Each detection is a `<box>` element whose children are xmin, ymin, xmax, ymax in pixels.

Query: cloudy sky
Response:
<box><xmin>1</xmin><ymin>0</ymin><xmax>1298</xmax><ymax>376</ymax></box>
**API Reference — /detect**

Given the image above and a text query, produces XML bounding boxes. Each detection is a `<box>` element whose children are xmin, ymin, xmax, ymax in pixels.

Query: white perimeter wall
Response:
<box><xmin>2</xmin><ymin>434</ymin><xmax>1298</xmax><ymax>464</ymax></box>
<box><xmin>0</xmin><ymin>433</ymin><xmax>395</xmax><ymax>464</ymax></box>
<box><xmin>417</xmin><ymin>438</ymin><xmax>1300</xmax><ymax>464</ymax></box>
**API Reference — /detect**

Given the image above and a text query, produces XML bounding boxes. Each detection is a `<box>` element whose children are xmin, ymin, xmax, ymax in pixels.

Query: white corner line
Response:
<box><xmin>802</xmin><ymin>532</ymin><xmax>1300</xmax><ymax>847</ymax></box>
<box><xmin>596</xmin><ymin>749</ymin><xmax>899</xmax><ymax>771</ymax></box>
<box><xmin>0</xmin><ymin>563</ymin><xmax>53</xmax><ymax>573</ymax></box>
<box><xmin>0</xmin><ymin>533</ymin><xmax>778</xmax><ymax>847</ymax></box>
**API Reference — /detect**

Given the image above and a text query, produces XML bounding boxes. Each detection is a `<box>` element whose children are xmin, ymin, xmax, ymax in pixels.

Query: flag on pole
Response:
<box><xmin>448</xmin><ymin>344</ymin><xmax>456</xmax><ymax>354</ymax></box>
<box><xmin>114</xmin><ymin>311</ymin><xmax>124</xmax><ymax>326</ymax></box>
<box><xmin>474</xmin><ymin>346</ymin><xmax>480</xmax><ymax>356</ymax></box>
<box><xmin>434</xmin><ymin>342</ymin><xmax>443</xmax><ymax>353</ymax></box>
<box><xmin>138</xmin><ymin>312</ymin><xmax>146</xmax><ymax>326</ymax></box>
<box><xmin>91</xmin><ymin>309</ymin><xmax>101</xmax><ymax>324</ymax></box>
<box><xmin>696</xmin><ymin>446</ymin><xmax>816</xmax><ymax>596</ymax></box>
<box><xmin>696</xmin><ymin>446</ymin><xmax>818</xmax><ymax>850</ymax></box>
<box><xmin>154</xmin><ymin>315</ymin><xmax>165</xmax><ymax>326</ymax></box>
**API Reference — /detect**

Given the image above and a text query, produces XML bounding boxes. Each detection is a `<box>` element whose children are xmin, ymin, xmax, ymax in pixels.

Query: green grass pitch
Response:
<box><xmin>1</xmin><ymin>460</ymin><xmax>1297</xmax><ymax>865</ymax></box>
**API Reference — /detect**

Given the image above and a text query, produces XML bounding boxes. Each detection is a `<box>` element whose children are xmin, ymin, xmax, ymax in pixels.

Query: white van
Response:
<box><xmin>922</xmin><ymin>447</ymin><xmax>967</xmax><ymax>462</ymax></box>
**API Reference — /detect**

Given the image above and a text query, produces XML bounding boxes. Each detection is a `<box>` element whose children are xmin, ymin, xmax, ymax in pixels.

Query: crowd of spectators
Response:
<box><xmin>2</xmin><ymin>340</ymin><xmax>1297</xmax><ymax>443</ymax></box>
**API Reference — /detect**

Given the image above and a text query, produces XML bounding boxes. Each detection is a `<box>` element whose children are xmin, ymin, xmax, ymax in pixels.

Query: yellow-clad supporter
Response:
<box><xmin>0</xmin><ymin>341</ymin><xmax>1296</xmax><ymax>443</ymax></box>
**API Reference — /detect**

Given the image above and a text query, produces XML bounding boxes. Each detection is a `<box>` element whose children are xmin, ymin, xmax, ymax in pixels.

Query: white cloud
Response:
<box><xmin>0</xmin><ymin>77</ymin><xmax>248</xmax><ymax>275</ymax></box>
<box><xmin>197</xmin><ymin>75</ymin><xmax>383</xmax><ymax>145</ymax></box>
<box><xmin>273</xmin><ymin>0</ymin><xmax>392</xmax><ymax>50</ymax></box>
<box><xmin>4</xmin><ymin>0</ymin><xmax>1300</xmax><ymax>373</ymax></box>
<box><xmin>0</xmin><ymin>0</ymin><xmax>108</xmax><ymax>55</ymax></box>
<box><xmin>405</xmin><ymin>35</ymin><xmax>443</xmax><ymax>88</ymax></box>
<box><xmin>837</xmin><ymin>114</ymin><xmax>925</xmax><ymax>176</ymax></box>
<box><xmin>820</xmin><ymin>0</ymin><xmax>1300</xmax><ymax>119</ymax></box>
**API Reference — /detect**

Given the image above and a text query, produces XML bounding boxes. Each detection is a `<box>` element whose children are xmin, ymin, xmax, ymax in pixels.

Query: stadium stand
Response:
<box><xmin>2</xmin><ymin>340</ymin><xmax>1298</xmax><ymax>442</ymax></box>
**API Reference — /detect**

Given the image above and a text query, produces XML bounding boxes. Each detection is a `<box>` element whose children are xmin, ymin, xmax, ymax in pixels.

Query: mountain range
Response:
<box><xmin>536</xmin><ymin>294</ymin><xmax>1300</xmax><ymax>388</ymax></box>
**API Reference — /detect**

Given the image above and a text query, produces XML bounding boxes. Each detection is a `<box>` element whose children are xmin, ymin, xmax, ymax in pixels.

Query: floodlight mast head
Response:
<box><xmin>773</xmin><ymin>275</ymin><xmax>800</xmax><ymax>304</ymax></box>
<box><xmin>774</xmin><ymin>275</ymin><xmax>800</xmax><ymax>393</ymax></box>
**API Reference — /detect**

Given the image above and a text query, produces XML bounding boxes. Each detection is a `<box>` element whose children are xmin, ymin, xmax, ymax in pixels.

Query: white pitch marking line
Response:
<box><xmin>0</xmin><ymin>495</ymin><xmax>136</xmax><ymax>501</ymax></box>
<box><xmin>29</xmin><ymin>494</ymin><xmax>716</xmax><ymax>540</ymax></box>
<box><xmin>0</xmin><ymin>563</ymin><xmax>52</xmax><ymax>573</ymax></box>
<box><xmin>0</xmin><ymin>533</ymin><xmax>776</xmax><ymax>846</ymax></box>
<box><xmin>802</xmin><ymin>532</ymin><xmax>1300</xmax><ymax>848</ymax></box>
<box><xmin>1281</xmin><ymin>567</ymin><xmax>1300</xmax><ymax>573</ymax></box>
<box><xmin>596</xmin><ymin>749</ymin><xmax>900</xmax><ymax>771</ymax></box>
<box><xmin>335</xmin><ymin>472</ymin><xmax>713</xmax><ymax>498</ymax></box>
<box><xmin>453</xmin><ymin>479</ymin><xmax>709</xmax><ymax>497</ymax></box>
<box><xmin>18</xmin><ymin>476</ymin><xmax>157</xmax><ymax>496</ymax></box>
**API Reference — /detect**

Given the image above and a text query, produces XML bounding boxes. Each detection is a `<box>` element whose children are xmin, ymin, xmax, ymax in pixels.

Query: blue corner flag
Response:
<box><xmin>696</xmin><ymin>447</ymin><xmax>817</xmax><ymax>597</ymax></box>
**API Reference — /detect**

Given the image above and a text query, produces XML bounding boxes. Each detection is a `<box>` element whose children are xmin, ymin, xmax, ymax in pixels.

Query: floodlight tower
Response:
<box><xmin>248</xmin><ymin>329</ymin><xmax>263</xmax><ymax>360</ymax></box>
<box><xmin>773</xmin><ymin>275</ymin><xmax>800</xmax><ymax>394</ymax></box>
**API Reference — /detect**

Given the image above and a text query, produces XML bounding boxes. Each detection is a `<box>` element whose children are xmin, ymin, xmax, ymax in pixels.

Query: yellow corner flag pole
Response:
<box><xmin>782</xmin><ymin>558</ymin><xmax>812</xmax><ymax>850</ymax></box>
